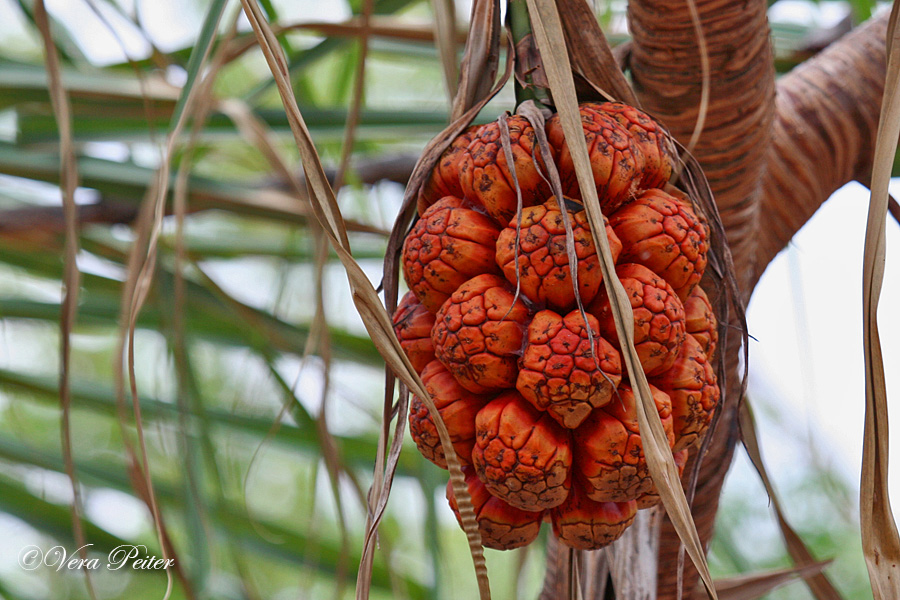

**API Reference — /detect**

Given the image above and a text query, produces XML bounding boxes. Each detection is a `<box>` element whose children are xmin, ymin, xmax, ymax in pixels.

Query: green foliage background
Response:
<box><xmin>0</xmin><ymin>1</ymin><xmax>877</xmax><ymax>598</ymax></box>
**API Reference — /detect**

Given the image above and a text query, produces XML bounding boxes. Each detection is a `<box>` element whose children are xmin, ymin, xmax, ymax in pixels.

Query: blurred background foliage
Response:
<box><xmin>0</xmin><ymin>0</ymin><xmax>884</xmax><ymax>598</ymax></box>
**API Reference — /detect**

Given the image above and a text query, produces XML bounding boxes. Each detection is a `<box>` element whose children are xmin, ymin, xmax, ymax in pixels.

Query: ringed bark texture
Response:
<box><xmin>756</xmin><ymin>12</ymin><xmax>888</xmax><ymax>279</ymax></box>
<box><xmin>629</xmin><ymin>0</ymin><xmax>775</xmax><ymax>595</ymax></box>
<box><xmin>628</xmin><ymin>0</ymin><xmax>775</xmax><ymax>291</ymax></box>
<box><xmin>624</xmin><ymin>1</ymin><xmax>889</xmax><ymax>598</ymax></box>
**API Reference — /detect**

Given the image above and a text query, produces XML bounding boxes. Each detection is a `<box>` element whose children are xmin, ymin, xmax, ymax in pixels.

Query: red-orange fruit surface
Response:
<box><xmin>650</xmin><ymin>335</ymin><xmax>719</xmax><ymax>452</ymax></box>
<box><xmin>458</xmin><ymin>115</ymin><xmax>552</xmax><ymax>225</ymax></box>
<box><xmin>574</xmin><ymin>383</ymin><xmax>674</xmax><ymax>502</ymax></box>
<box><xmin>683</xmin><ymin>284</ymin><xmax>718</xmax><ymax>359</ymax></box>
<box><xmin>546</xmin><ymin>104</ymin><xmax>643</xmax><ymax>213</ymax></box>
<box><xmin>634</xmin><ymin>448</ymin><xmax>688</xmax><ymax>510</ymax></box>
<box><xmin>446</xmin><ymin>467</ymin><xmax>543</xmax><ymax>550</ymax></box>
<box><xmin>402</xmin><ymin>196</ymin><xmax>502</xmax><ymax>313</ymax></box>
<box><xmin>431</xmin><ymin>274</ymin><xmax>530</xmax><ymax>393</ymax></box>
<box><xmin>409</xmin><ymin>360</ymin><xmax>493</xmax><ymax>468</ymax></box>
<box><xmin>609</xmin><ymin>188</ymin><xmax>709</xmax><ymax>300</ymax></box>
<box><xmin>472</xmin><ymin>391</ymin><xmax>573</xmax><ymax>511</ymax></box>
<box><xmin>592</xmin><ymin>102</ymin><xmax>676</xmax><ymax>190</ymax></box>
<box><xmin>417</xmin><ymin>126</ymin><xmax>478</xmax><ymax>216</ymax></box>
<box><xmin>391</xmin><ymin>291</ymin><xmax>436</xmax><ymax>372</ymax></box>
<box><xmin>550</xmin><ymin>481</ymin><xmax>637</xmax><ymax>550</ymax></box>
<box><xmin>589</xmin><ymin>263</ymin><xmax>686</xmax><ymax>377</ymax></box>
<box><xmin>495</xmin><ymin>199</ymin><xmax>621</xmax><ymax>311</ymax></box>
<box><xmin>516</xmin><ymin>310</ymin><xmax>622</xmax><ymax>429</ymax></box>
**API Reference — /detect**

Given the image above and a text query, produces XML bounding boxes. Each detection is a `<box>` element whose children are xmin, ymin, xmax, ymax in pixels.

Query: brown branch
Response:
<box><xmin>756</xmin><ymin>11</ymin><xmax>889</xmax><ymax>279</ymax></box>
<box><xmin>655</xmin><ymin>9</ymin><xmax>890</xmax><ymax>600</ymax></box>
<box><xmin>224</xmin><ymin>16</ymin><xmax>470</xmax><ymax>62</ymax></box>
<box><xmin>625</xmin><ymin>1</ymin><xmax>776</xmax><ymax>598</ymax></box>
<box><xmin>0</xmin><ymin>154</ymin><xmax>419</xmax><ymax>239</ymax></box>
<box><xmin>628</xmin><ymin>0</ymin><xmax>775</xmax><ymax>293</ymax></box>
<box><xmin>890</xmin><ymin>194</ymin><xmax>900</xmax><ymax>227</ymax></box>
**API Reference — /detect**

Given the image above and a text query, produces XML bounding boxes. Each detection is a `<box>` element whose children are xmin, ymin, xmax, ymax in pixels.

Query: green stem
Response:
<box><xmin>506</xmin><ymin>0</ymin><xmax>551</xmax><ymax>110</ymax></box>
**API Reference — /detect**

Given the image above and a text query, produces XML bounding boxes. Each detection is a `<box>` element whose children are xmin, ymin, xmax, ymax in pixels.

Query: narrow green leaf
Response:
<box><xmin>169</xmin><ymin>0</ymin><xmax>228</xmax><ymax>130</ymax></box>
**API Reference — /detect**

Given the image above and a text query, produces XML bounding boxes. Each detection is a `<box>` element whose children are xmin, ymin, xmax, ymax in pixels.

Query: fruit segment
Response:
<box><xmin>458</xmin><ymin>115</ymin><xmax>552</xmax><ymax>226</ymax></box>
<box><xmin>550</xmin><ymin>481</ymin><xmax>637</xmax><ymax>550</ymax></box>
<box><xmin>593</xmin><ymin>101</ymin><xmax>676</xmax><ymax>190</ymax></box>
<box><xmin>590</xmin><ymin>263</ymin><xmax>686</xmax><ymax>377</ymax></box>
<box><xmin>517</xmin><ymin>309</ymin><xmax>622</xmax><ymax>429</ymax></box>
<box><xmin>391</xmin><ymin>291</ymin><xmax>436</xmax><ymax>372</ymax></box>
<box><xmin>635</xmin><ymin>449</ymin><xmax>689</xmax><ymax>510</ymax></box>
<box><xmin>574</xmin><ymin>383</ymin><xmax>674</xmax><ymax>502</ymax></box>
<box><xmin>402</xmin><ymin>197</ymin><xmax>502</xmax><ymax>313</ymax></box>
<box><xmin>650</xmin><ymin>335</ymin><xmax>720</xmax><ymax>452</ymax></box>
<box><xmin>609</xmin><ymin>188</ymin><xmax>709</xmax><ymax>300</ymax></box>
<box><xmin>495</xmin><ymin>199</ymin><xmax>621</xmax><ymax>311</ymax></box>
<box><xmin>683</xmin><ymin>284</ymin><xmax>718</xmax><ymax>359</ymax></box>
<box><xmin>431</xmin><ymin>274</ymin><xmax>530</xmax><ymax>393</ymax></box>
<box><xmin>472</xmin><ymin>392</ymin><xmax>573</xmax><ymax>511</ymax></box>
<box><xmin>408</xmin><ymin>360</ymin><xmax>493</xmax><ymax>468</ymax></box>
<box><xmin>446</xmin><ymin>467</ymin><xmax>543</xmax><ymax>550</ymax></box>
<box><xmin>547</xmin><ymin>104</ymin><xmax>643</xmax><ymax>213</ymax></box>
<box><xmin>417</xmin><ymin>125</ymin><xmax>478</xmax><ymax>216</ymax></box>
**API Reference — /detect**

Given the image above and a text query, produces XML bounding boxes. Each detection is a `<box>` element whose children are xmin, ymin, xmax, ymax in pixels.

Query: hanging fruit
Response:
<box><xmin>390</xmin><ymin>99</ymin><xmax>721</xmax><ymax>553</ymax></box>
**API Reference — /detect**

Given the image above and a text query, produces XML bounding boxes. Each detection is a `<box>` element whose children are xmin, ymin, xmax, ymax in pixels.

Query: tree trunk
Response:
<box><xmin>542</xmin><ymin>2</ymin><xmax>890</xmax><ymax>598</ymax></box>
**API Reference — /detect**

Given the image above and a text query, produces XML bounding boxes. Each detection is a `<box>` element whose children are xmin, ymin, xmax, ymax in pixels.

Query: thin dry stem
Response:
<box><xmin>237</xmin><ymin>3</ymin><xmax>492</xmax><ymax>598</ymax></box>
<box><xmin>32</xmin><ymin>2</ymin><xmax>95</xmax><ymax>598</ymax></box>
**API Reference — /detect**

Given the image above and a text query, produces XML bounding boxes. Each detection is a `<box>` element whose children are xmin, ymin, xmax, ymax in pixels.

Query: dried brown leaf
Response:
<box><xmin>237</xmin><ymin>2</ymin><xmax>491</xmax><ymax>598</ymax></box>
<box><xmin>382</xmin><ymin>32</ymin><xmax>513</xmax><ymax>316</ymax></box>
<box><xmin>682</xmin><ymin>0</ymin><xmax>710</xmax><ymax>160</ymax></box>
<box><xmin>114</xmin><ymin>6</ymin><xmax>227</xmax><ymax>600</ymax></box>
<box><xmin>451</xmin><ymin>0</ymin><xmax>500</xmax><ymax>120</ymax></box>
<box><xmin>860</xmin><ymin>3</ymin><xmax>900</xmax><ymax>599</ymax></box>
<box><xmin>715</xmin><ymin>561</ymin><xmax>832</xmax><ymax>600</ymax></box>
<box><xmin>553</xmin><ymin>0</ymin><xmax>636</xmax><ymax>105</ymax></box>
<box><xmin>32</xmin><ymin>2</ymin><xmax>95</xmax><ymax>599</ymax></box>
<box><xmin>431</xmin><ymin>0</ymin><xmax>459</xmax><ymax>101</ymax></box>
<box><xmin>738</xmin><ymin>402</ymin><xmax>843</xmax><ymax>600</ymax></box>
<box><xmin>333</xmin><ymin>0</ymin><xmax>374</xmax><ymax>194</ymax></box>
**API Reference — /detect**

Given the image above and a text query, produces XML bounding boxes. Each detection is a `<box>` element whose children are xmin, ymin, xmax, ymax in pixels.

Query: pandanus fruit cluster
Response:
<box><xmin>393</xmin><ymin>102</ymin><xmax>720</xmax><ymax>551</ymax></box>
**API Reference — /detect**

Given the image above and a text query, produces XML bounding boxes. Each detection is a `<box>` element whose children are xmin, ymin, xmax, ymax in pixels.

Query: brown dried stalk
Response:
<box><xmin>32</xmin><ymin>2</ymin><xmax>95</xmax><ymax>598</ymax></box>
